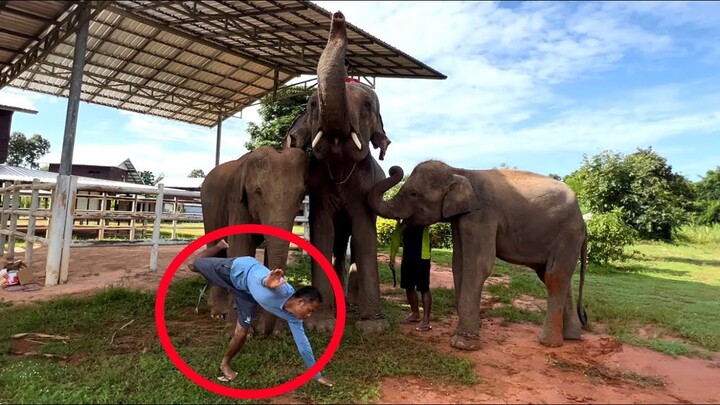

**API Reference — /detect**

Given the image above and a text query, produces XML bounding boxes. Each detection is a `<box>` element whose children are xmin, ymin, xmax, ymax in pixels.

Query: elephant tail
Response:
<box><xmin>577</xmin><ymin>227</ymin><xmax>588</xmax><ymax>326</ymax></box>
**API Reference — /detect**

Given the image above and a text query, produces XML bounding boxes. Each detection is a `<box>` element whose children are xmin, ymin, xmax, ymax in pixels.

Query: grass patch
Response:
<box><xmin>0</xmin><ymin>260</ymin><xmax>477</xmax><ymax>404</ymax></box>
<box><xmin>389</xmin><ymin>237</ymin><xmax>720</xmax><ymax>357</ymax></box>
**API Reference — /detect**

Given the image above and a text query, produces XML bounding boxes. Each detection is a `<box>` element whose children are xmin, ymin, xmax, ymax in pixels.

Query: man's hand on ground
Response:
<box><xmin>264</xmin><ymin>268</ymin><xmax>287</xmax><ymax>289</ymax></box>
<box><xmin>316</xmin><ymin>376</ymin><xmax>334</xmax><ymax>387</ymax></box>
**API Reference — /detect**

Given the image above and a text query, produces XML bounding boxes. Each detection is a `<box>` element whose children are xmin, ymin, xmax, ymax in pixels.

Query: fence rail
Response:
<box><xmin>0</xmin><ymin>175</ymin><xmax>311</xmax><ymax>286</ymax></box>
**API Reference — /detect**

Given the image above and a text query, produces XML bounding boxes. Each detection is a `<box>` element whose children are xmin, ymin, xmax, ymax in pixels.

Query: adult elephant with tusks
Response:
<box><xmin>282</xmin><ymin>10</ymin><xmax>391</xmax><ymax>334</ymax></box>
<box><xmin>367</xmin><ymin>161</ymin><xmax>588</xmax><ymax>350</ymax></box>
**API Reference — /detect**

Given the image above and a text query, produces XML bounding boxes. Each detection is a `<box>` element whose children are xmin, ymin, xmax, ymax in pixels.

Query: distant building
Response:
<box><xmin>47</xmin><ymin>158</ymin><xmax>143</xmax><ymax>184</ymax></box>
<box><xmin>0</xmin><ymin>97</ymin><xmax>39</xmax><ymax>164</ymax></box>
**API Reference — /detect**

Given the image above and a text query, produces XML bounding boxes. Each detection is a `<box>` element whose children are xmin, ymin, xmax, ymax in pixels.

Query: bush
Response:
<box><xmin>698</xmin><ymin>200</ymin><xmax>720</xmax><ymax>225</ymax></box>
<box><xmin>375</xmin><ymin>219</ymin><xmax>454</xmax><ymax>249</ymax></box>
<box><xmin>586</xmin><ymin>208</ymin><xmax>638</xmax><ymax>265</ymax></box>
<box><xmin>429</xmin><ymin>222</ymin><xmax>452</xmax><ymax>249</ymax></box>
<box><xmin>376</xmin><ymin>217</ymin><xmax>397</xmax><ymax>248</ymax></box>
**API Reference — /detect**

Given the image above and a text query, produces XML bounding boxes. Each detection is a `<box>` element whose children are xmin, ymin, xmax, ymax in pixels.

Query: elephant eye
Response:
<box><xmin>363</xmin><ymin>100</ymin><xmax>372</xmax><ymax>109</ymax></box>
<box><xmin>311</xmin><ymin>100</ymin><xmax>317</xmax><ymax>107</ymax></box>
<box><xmin>254</xmin><ymin>187</ymin><xmax>262</xmax><ymax>195</ymax></box>
<box><xmin>409</xmin><ymin>191</ymin><xmax>418</xmax><ymax>198</ymax></box>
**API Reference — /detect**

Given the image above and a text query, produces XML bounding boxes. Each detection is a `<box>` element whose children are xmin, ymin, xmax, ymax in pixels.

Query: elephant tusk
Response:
<box><xmin>351</xmin><ymin>131</ymin><xmax>362</xmax><ymax>150</ymax></box>
<box><xmin>312</xmin><ymin>131</ymin><xmax>323</xmax><ymax>148</ymax></box>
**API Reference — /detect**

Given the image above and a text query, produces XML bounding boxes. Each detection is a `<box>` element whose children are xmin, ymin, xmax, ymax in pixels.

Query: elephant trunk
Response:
<box><xmin>367</xmin><ymin>166</ymin><xmax>409</xmax><ymax>219</ymax></box>
<box><xmin>317</xmin><ymin>11</ymin><xmax>350</xmax><ymax>136</ymax></box>
<box><xmin>264</xmin><ymin>220</ymin><xmax>294</xmax><ymax>270</ymax></box>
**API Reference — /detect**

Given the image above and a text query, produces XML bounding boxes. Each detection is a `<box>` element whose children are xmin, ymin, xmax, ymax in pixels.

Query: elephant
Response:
<box><xmin>367</xmin><ymin>160</ymin><xmax>588</xmax><ymax>350</ymax></box>
<box><xmin>200</xmin><ymin>145</ymin><xmax>309</xmax><ymax>336</ymax></box>
<box><xmin>280</xmin><ymin>10</ymin><xmax>391</xmax><ymax>334</ymax></box>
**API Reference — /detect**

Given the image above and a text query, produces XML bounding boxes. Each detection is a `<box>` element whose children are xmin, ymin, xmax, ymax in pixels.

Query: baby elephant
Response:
<box><xmin>200</xmin><ymin>146</ymin><xmax>309</xmax><ymax>335</ymax></box>
<box><xmin>368</xmin><ymin>160</ymin><xmax>587</xmax><ymax>351</ymax></box>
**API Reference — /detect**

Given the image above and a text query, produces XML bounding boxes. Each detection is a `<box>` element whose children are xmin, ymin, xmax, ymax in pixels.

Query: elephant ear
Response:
<box><xmin>442</xmin><ymin>174</ymin><xmax>479</xmax><ymax>219</ymax></box>
<box><xmin>370</xmin><ymin>114</ymin><xmax>391</xmax><ymax>161</ymax></box>
<box><xmin>283</xmin><ymin>110</ymin><xmax>311</xmax><ymax>150</ymax></box>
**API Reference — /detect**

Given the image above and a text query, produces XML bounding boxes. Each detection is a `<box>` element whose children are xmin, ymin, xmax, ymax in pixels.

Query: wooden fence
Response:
<box><xmin>0</xmin><ymin>175</ymin><xmax>310</xmax><ymax>287</ymax></box>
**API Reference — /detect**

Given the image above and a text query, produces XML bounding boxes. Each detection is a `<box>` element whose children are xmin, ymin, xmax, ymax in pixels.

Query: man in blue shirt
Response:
<box><xmin>189</xmin><ymin>239</ymin><xmax>334</xmax><ymax>387</ymax></box>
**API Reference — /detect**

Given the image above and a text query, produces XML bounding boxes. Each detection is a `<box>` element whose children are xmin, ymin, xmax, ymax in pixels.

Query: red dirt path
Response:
<box><xmin>2</xmin><ymin>245</ymin><xmax>718</xmax><ymax>404</ymax></box>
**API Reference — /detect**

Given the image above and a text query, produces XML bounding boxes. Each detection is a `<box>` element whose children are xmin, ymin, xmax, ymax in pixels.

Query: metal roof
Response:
<box><xmin>0</xmin><ymin>163</ymin><xmax>198</xmax><ymax>197</ymax></box>
<box><xmin>0</xmin><ymin>1</ymin><xmax>446</xmax><ymax>127</ymax></box>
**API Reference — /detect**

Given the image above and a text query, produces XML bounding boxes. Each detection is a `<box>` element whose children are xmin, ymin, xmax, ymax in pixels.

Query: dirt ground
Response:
<box><xmin>2</xmin><ymin>245</ymin><xmax>719</xmax><ymax>404</ymax></box>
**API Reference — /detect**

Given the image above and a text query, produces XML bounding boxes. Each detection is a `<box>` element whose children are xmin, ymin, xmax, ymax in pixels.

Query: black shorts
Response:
<box><xmin>400</xmin><ymin>257</ymin><xmax>431</xmax><ymax>292</ymax></box>
<box><xmin>193</xmin><ymin>257</ymin><xmax>258</xmax><ymax>330</ymax></box>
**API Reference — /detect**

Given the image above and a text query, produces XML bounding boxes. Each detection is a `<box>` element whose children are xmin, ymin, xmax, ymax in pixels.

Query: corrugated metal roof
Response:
<box><xmin>0</xmin><ymin>1</ymin><xmax>446</xmax><ymax>127</ymax></box>
<box><xmin>0</xmin><ymin>164</ymin><xmax>198</xmax><ymax>197</ymax></box>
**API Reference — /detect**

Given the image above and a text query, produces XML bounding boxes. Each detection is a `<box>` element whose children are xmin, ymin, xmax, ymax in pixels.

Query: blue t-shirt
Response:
<box><xmin>229</xmin><ymin>256</ymin><xmax>321</xmax><ymax>379</ymax></box>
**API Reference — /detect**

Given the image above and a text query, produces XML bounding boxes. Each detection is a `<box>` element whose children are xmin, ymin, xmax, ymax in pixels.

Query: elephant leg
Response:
<box><xmin>351</xmin><ymin>209</ymin><xmax>389</xmax><ymax>334</ymax></box>
<box><xmin>451</xmin><ymin>216</ymin><xmax>495</xmax><ymax>351</ymax></box>
<box><xmin>305</xmin><ymin>197</ymin><xmax>337</xmax><ymax>332</ymax></box>
<box><xmin>451</xmin><ymin>222</ymin><xmax>463</xmax><ymax>310</ymax></box>
<box><xmin>563</xmin><ymin>282</ymin><xmax>582</xmax><ymax>340</ymax></box>
<box><xmin>539</xmin><ymin>243</ymin><xmax>576</xmax><ymax>347</ymax></box>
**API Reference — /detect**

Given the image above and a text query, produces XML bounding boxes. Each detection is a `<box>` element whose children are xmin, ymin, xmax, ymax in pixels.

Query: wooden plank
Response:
<box><xmin>59</xmin><ymin>176</ymin><xmax>78</xmax><ymax>284</ymax></box>
<box><xmin>150</xmin><ymin>184</ymin><xmax>164</xmax><ymax>272</ymax></box>
<box><xmin>25</xmin><ymin>179</ymin><xmax>41</xmax><ymax>264</ymax></box>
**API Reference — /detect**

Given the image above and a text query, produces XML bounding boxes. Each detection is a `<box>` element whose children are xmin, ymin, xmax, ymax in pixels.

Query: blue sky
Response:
<box><xmin>1</xmin><ymin>1</ymin><xmax>719</xmax><ymax>182</ymax></box>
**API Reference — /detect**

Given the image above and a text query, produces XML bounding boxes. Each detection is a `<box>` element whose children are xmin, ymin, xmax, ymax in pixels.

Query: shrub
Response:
<box><xmin>376</xmin><ymin>217</ymin><xmax>397</xmax><ymax>248</ymax></box>
<box><xmin>698</xmin><ymin>200</ymin><xmax>720</xmax><ymax>225</ymax></box>
<box><xmin>429</xmin><ymin>222</ymin><xmax>452</xmax><ymax>249</ymax></box>
<box><xmin>586</xmin><ymin>208</ymin><xmax>638</xmax><ymax>265</ymax></box>
<box><xmin>375</xmin><ymin>219</ymin><xmax>454</xmax><ymax>249</ymax></box>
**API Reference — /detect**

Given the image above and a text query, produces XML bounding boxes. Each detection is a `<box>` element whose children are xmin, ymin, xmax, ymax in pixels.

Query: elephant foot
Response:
<box><xmin>563</xmin><ymin>326</ymin><xmax>582</xmax><ymax>340</ymax></box>
<box><xmin>210</xmin><ymin>310</ymin><xmax>228</xmax><ymax>320</ymax></box>
<box><xmin>355</xmin><ymin>318</ymin><xmax>390</xmax><ymax>334</ymax></box>
<box><xmin>272</xmin><ymin>319</ymin><xmax>287</xmax><ymax>337</ymax></box>
<box><xmin>539</xmin><ymin>331</ymin><xmax>564</xmax><ymax>347</ymax></box>
<box><xmin>305</xmin><ymin>315</ymin><xmax>337</xmax><ymax>332</ymax></box>
<box><xmin>347</xmin><ymin>303</ymin><xmax>359</xmax><ymax>313</ymax></box>
<box><xmin>450</xmin><ymin>332</ymin><xmax>481</xmax><ymax>351</ymax></box>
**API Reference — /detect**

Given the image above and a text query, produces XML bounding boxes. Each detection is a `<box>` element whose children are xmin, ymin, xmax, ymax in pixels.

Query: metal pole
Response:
<box><xmin>215</xmin><ymin>112</ymin><xmax>222</xmax><ymax>166</ymax></box>
<box><xmin>59</xmin><ymin>3</ymin><xmax>90</xmax><ymax>175</ymax></box>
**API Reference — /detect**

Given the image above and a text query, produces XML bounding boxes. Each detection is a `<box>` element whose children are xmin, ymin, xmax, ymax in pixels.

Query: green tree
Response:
<box><xmin>188</xmin><ymin>169</ymin><xmax>205</xmax><ymax>178</ymax></box>
<box><xmin>7</xmin><ymin>131</ymin><xmax>51</xmax><ymax>169</ymax></box>
<box><xmin>244</xmin><ymin>86</ymin><xmax>313</xmax><ymax>151</ymax></box>
<box><xmin>139</xmin><ymin>170</ymin><xmax>155</xmax><ymax>185</ymax></box>
<box><xmin>693</xmin><ymin>166</ymin><xmax>720</xmax><ymax>224</ymax></box>
<box><xmin>572</xmin><ymin>147</ymin><xmax>694</xmax><ymax>241</ymax></box>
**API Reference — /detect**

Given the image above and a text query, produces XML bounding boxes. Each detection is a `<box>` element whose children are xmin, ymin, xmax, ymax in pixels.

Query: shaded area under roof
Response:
<box><xmin>0</xmin><ymin>0</ymin><xmax>446</xmax><ymax>127</ymax></box>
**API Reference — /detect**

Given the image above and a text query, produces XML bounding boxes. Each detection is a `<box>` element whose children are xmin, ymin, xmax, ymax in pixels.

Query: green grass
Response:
<box><xmin>0</xmin><ymin>259</ymin><xmax>477</xmax><ymax>404</ymax></box>
<box><xmin>392</xmin><ymin>233</ymin><xmax>720</xmax><ymax>358</ymax></box>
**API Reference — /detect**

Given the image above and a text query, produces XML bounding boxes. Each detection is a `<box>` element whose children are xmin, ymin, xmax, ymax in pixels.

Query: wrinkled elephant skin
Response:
<box><xmin>368</xmin><ymin>160</ymin><xmax>588</xmax><ymax>350</ymax></box>
<box><xmin>281</xmin><ymin>10</ymin><xmax>391</xmax><ymax>334</ymax></box>
<box><xmin>200</xmin><ymin>146</ymin><xmax>308</xmax><ymax>336</ymax></box>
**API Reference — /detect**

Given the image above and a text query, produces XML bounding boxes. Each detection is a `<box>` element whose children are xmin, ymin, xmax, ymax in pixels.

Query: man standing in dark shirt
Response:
<box><xmin>389</xmin><ymin>220</ymin><xmax>433</xmax><ymax>331</ymax></box>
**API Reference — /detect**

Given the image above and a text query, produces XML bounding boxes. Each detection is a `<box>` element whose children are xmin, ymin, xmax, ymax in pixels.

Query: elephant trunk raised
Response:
<box><xmin>317</xmin><ymin>11</ymin><xmax>350</xmax><ymax>138</ymax></box>
<box><xmin>367</xmin><ymin>166</ymin><xmax>412</xmax><ymax>220</ymax></box>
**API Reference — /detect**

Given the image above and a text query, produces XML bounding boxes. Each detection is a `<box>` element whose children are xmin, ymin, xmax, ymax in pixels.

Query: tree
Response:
<box><xmin>188</xmin><ymin>169</ymin><xmax>205</xmax><ymax>178</ymax></box>
<box><xmin>244</xmin><ymin>86</ymin><xmax>313</xmax><ymax>151</ymax></box>
<box><xmin>571</xmin><ymin>147</ymin><xmax>694</xmax><ymax>241</ymax></box>
<box><xmin>693</xmin><ymin>166</ymin><xmax>720</xmax><ymax>224</ymax></box>
<box><xmin>139</xmin><ymin>170</ymin><xmax>155</xmax><ymax>185</ymax></box>
<box><xmin>7</xmin><ymin>131</ymin><xmax>51</xmax><ymax>169</ymax></box>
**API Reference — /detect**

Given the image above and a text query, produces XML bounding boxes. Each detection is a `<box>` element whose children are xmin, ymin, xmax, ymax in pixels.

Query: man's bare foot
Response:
<box><xmin>220</xmin><ymin>362</ymin><xmax>237</xmax><ymax>381</ymax></box>
<box><xmin>217</xmin><ymin>239</ymin><xmax>229</xmax><ymax>249</ymax></box>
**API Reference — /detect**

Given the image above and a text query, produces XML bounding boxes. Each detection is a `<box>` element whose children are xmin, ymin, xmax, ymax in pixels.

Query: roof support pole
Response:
<box><xmin>59</xmin><ymin>3</ymin><xmax>90</xmax><ymax>176</ymax></box>
<box><xmin>215</xmin><ymin>111</ymin><xmax>222</xmax><ymax>166</ymax></box>
<box><xmin>45</xmin><ymin>3</ymin><xmax>90</xmax><ymax>286</ymax></box>
<box><xmin>273</xmin><ymin>67</ymin><xmax>279</xmax><ymax>102</ymax></box>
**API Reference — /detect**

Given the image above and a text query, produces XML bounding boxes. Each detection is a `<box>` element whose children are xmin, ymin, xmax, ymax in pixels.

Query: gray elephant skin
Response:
<box><xmin>368</xmin><ymin>160</ymin><xmax>588</xmax><ymax>350</ymax></box>
<box><xmin>281</xmin><ymin>11</ymin><xmax>391</xmax><ymax>334</ymax></box>
<box><xmin>200</xmin><ymin>146</ymin><xmax>308</xmax><ymax>336</ymax></box>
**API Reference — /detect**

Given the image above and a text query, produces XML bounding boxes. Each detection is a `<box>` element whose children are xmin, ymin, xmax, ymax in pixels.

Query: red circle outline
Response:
<box><xmin>155</xmin><ymin>224</ymin><xmax>346</xmax><ymax>399</ymax></box>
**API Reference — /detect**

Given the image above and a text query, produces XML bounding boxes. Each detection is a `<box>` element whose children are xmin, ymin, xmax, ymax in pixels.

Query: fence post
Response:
<box><xmin>45</xmin><ymin>174</ymin><xmax>76</xmax><ymax>286</ymax></box>
<box><xmin>59</xmin><ymin>176</ymin><xmax>78</xmax><ymax>284</ymax></box>
<box><xmin>7</xmin><ymin>181</ymin><xmax>21</xmax><ymax>259</ymax></box>
<box><xmin>0</xmin><ymin>181</ymin><xmax>9</xmax><ymax>256</ymax></box>
<box><xmin>150</xmin><ymin>184</ymin><xmax>164</xmax><ymax>272</ymax></box>
<box><xmin>25</xmin><ymin>179</ymin><xmax>40</xmax><ymax>265</ymax></box>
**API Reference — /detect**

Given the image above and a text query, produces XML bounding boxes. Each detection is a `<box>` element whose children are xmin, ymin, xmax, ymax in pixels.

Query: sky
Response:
<box><xmin>1</xmin><ymin>1</ymin><xmax>719</xmax><ymax>183</ymax></box>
